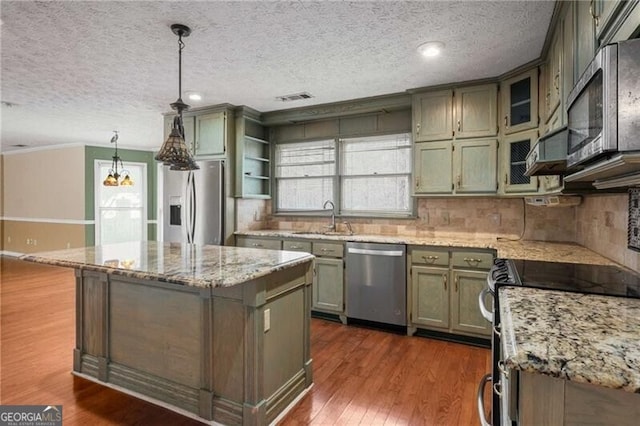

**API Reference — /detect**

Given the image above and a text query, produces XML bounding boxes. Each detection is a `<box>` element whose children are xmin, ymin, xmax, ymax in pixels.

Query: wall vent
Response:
<box><xmin>275</xmin><ymin>92</ymin><xmax>314</xmax><ymax>102</ymax></box>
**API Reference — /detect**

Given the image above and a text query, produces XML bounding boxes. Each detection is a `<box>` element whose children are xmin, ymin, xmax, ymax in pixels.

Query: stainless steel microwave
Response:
<box><xmin>566</xmin><ymin>38</ymin><xmax>640</xmax><ymax>169</ymax></box>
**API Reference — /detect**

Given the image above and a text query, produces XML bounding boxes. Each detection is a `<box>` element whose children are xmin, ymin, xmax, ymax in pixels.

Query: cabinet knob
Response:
<box><xmin>415</xmin><ymin>177</ymin><xmax>420</xmax><ymax>188</ymax></box>
<box><xmin>416</xmin><ymin>123</ymin><xmax>421</xmax><ymax>134</ymax></box>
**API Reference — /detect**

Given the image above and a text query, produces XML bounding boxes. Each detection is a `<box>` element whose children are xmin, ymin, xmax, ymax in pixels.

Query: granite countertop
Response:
<box><xmin>20</xmin><ymin>241</ymin><xmax>314</xmax><ymax>289</ymax></box>
<box><xmin>500</xmin><ymin>286</ymin><xmax>640</xmax><ymax>393</ymax></box>
<box><xmin>236</xmin><ymin>230</ymin><xmax>615</xmax><ymax>265</ymax></box>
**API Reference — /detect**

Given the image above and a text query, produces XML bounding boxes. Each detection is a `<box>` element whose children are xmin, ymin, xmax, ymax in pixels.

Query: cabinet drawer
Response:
<box><xmin>312</xmin><ymin>242</ymin><xmax>344</xmax><ymax>258</ymax></box>
<box><xmin>283</xmin><ymin>240</ymin><xmax>312</xmax><ymax>253</ymax></box>
<box><xmin>236</xmin><ymin>237</ymin><xmax>282</xmax><ymax>250</ymax></box>
<box><xmin>411</xmin><ymin>249</ymin><xmax>449</xmax><ymax>266</ymax></box>
<box><xmin>451</xmin><ymin>251</ymin><xmax>494</xmax><ymax>270</ymax></box>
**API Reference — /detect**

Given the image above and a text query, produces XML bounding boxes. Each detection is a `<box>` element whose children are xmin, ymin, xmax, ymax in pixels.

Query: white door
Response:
<box><xmin>95</xmin><ymin>161</ymin><xmax>147</xmax><ymax>245</ymax></box>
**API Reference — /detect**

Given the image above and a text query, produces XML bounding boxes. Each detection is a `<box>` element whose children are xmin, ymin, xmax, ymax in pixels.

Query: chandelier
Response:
<box><xmin>155</xmin><ymin>24</ymin><xmax>199</xmax><ymax>171</ymax></box>
<box><xmin>103</xmin><ymin>131</ymin><xmax>133</xmax><ymax>186</ymax></box>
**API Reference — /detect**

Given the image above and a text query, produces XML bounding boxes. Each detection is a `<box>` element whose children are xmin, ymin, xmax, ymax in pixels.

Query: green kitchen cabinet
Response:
<box><xmin>412</xmin><ymin>84</ymin><xmax>497</xmax><ymax>143</ymax></box>
<box><xmin>544</xmin><ymin>25</ymin><xmax>563</xmax><ymax>123</ymax></box>
<box><xmin>312</xmin><ymin>257</ymin><xmax>344</xmax><ymax>315</ymax></box>
<box><xmin>408</xmin><ymin>247</ymin><xmax>494</xmax><ymax>339</ymax></box>
<box><xmin>454</xmin><ymin>84</ymin><xmax>498</xmax><ymax>139</ymax></box>
<box><xmin>412</xmin><ymin>89</ymin><xmax>453</xmax><ymax>142</ymax></box>
<box><xmin>235</xmin><ymin>235</ymin><xmax>282</xmax><ymax>250</ymax></box>
<box><xmin>414</xmin><ymin>141</ymin><xmax>453</xmax><ymax>194</ymax></box>
<box><xmin>501</xmin><ymin>129</ymin><xmax>539</xmax><ymax>194</ymax></box>
<box><xmin>414</xmin><ymin>139</ymin><xmax>497</xmax><ymax>195</ymax></box>
<box><xmin>235</xmin><ymin>108</ymin><xmax>271</xmax><ymax>199</ymax></box>
<box><xmin>501</xmin><ymin>68</ymin><xmax>539</xmax><ymax>135</ymax></box>
<box><xmin>195</xmin><ymin>111</ymin><xmax>226</xmax><ymax>156</ymax></box>
<box><xmin>453</xmin><ymin>139</ymin><xmax>498</xmax><ymax>194</ymax></box>
<box><xmin>450</xmin><ymin>269</ymin><xmax>491</xmax><ymax>336</ymax></box>
<box><xmin>410</xmin><ymin>265</ymin><xmax>450</xmax><ymax>330</ymax></box>
<box><xmin>575</xmin><ymin>0</ymin><xmax>596</xmax><ymax>80</ymax></box>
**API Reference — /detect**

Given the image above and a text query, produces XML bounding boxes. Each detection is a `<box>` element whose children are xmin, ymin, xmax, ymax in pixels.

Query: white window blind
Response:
<box><xmin>340</xmin><ymin>133</ymin><xmax>411</xmax><ymax>215</ymax></box>
<box><xmin>275</xmin><ymin>140</ymin><xmax>335</xmax><ymax>211</ymax></box>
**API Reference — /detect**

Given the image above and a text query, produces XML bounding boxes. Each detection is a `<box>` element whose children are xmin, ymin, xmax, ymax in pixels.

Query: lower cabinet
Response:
<box><xmin>313</xmin><ymin>257</ymin><xmax>344</xmax><ymax>313</ymax></box>
<box><xmin>235</xmin><ymin>235</ymin><xmax>282</xmax><ymax>250</ymax></box>
<box><xmin>408</xmin><ymin>246</ymin><xmax>494</xmax><ymax>338</ymax></box>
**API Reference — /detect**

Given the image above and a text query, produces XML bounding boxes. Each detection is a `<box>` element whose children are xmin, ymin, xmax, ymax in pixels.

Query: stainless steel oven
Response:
<box><xmin>476</xmin><ymin>258</ymin><xmax>640</xmax><ymax>426</ymax></box>
<box><xmin>566</xmin><ymin>38</ymin><xmax>640</xmax><ymax>169</ymax></box>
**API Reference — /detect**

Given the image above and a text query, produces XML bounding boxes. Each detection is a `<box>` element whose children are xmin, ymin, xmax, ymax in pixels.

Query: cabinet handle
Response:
<box><xmin>457</xmin><ymin>120</ymin><xmax>461</xmax><ymax>132</ymax></box>
<box><xmin>554</xmin><ymin>73</ymin><xmax>560</xmax><ymax>93</ymax></box>
<box><xmin>455</xmin><ymin>275</ymin><xmax>459</xmax><ymax>292</ymax></box>
<box><xmin>456</xmin><ymin>175</ymin><xmax>461</xmax><ymax>189</ymax></box>
<box><xmin>463</xmin><ymin>257</ymin><xmax>482</xmax><ymax>264</ymax></box>
<box><xmin>416</xmin><ymin>123</ymin><xmax>421</xmax><ymax>134</ymax></box>
<box><xmin>504</xmin><ymin>173</ymin><xmax>508</xmax><ymax>185</ymax></box>
<box><xmin>443</xmin><ymin>274</ymin><xmax>447</xmax><ymax>290</ymax></box>
<box><xmin>252</xmin><ymin>243</ymin><xmax>263</xmax><ymax>247</ymax></box>
<box><xmin>546</xmin><ymin>91</ymin><xmax>550</xmax><ymax>107</ymax></box>
<box><xmin>290</xmin><ymin>245</ymin><xmax>300</xmax><ymax>249</ymax></box>
<box><xmin>589</xmin><ymin>0</ymin><xmax>600</xmax><ymax>26</ymax></box>
<box><xmin>320</xmin><ymin>248</ymin><xmax>334</xmax><ymax>253</ymax></box>
<box><xmin>415</xmin><ymin>177</ymin><xmax>420</xmax><ymax>188</ymax></box>
<box><xmin>504</xmin><ymin>115</ymin><xmax>508</xmax><ymax>128</ymax></box>
<box><xmin>422</xmin><ymin>255</ymin><xmax>439</xmax><ymax>262</ymax></box>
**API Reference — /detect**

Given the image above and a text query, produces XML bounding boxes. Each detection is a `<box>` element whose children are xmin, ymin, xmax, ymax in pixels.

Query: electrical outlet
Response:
<box><xmin>441</xmin><ymin>212</ymin><xmax>450</xmax><ymax>225</ymax></box>
<box><xmin>67</xmin><ymin>242</ymin><xmax>71</xmax><ymax>249</ymax></box>
<box><xmin>421</xmin><ymin>212</ymin><xmax>429</xmax><ymax>224</ymax></box>
<box><xmin>7</xmin><ymin>236</ymin><xmax>11</xmax><ymax>243</ymax></box>
<box><xmin>490</xmin><ymin>213</ymin><xmax>501</xmax><ymax>226</ymax></box>
<box><xmin>264</xmin><ymin>309</ymin><xmax>271</xmax><ymax>332</ymax></box>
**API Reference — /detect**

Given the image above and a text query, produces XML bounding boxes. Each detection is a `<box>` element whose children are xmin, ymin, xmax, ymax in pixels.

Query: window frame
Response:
<box><xmin>273</xmin><ymin>132</ymin><xmax>414</xmax><ymax>218</ymax></box>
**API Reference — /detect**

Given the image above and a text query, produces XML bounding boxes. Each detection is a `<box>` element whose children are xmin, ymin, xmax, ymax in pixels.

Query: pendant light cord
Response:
<box><xmin>178</xmin><ymin>35</ymin><xmax>184</xmax><ymax>100</ymax></box>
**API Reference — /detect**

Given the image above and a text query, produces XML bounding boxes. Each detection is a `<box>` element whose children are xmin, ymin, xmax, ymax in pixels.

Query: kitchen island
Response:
<box><xmin>21</xmin><ymin>241</ymin><xmax>314</xmax><ymax>426</ymax></box>
<box><xmin>499</xmin><ymin>286</ymin><xmax>640</xmax><ymax>425</ymax></box>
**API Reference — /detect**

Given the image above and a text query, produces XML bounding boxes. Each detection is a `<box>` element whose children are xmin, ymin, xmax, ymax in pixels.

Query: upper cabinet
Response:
<box><xmin>413</xmin><ymin>84</ymin><xmax>497</xmax><ymax>143</ymax></box>
<box><xmin>163</xmin><ymin>107</ymin><xmax>230</xmax><ymax>158</ymax></box>
<box><xmin>575</xmin><ymin>0</ymin><xmax>596</xmax><ymax>80</ymax></box>
<box><xmin>413</xmin><ymin>90</ymin><xmax>454</xmax><ymax>142</ymax></box>
<box><xmin>194</xmin><ymin>112</ymin><xmax>226</xmax><ymax>156</ymax></box>
<box><xmin>545</xmin><ymin>27</ymin><xmax>564</xmax><ymax>121</ymax></box>
<box><xmin>500</xmin><ymin>129</ymin><xmax>539</xmax><ymax>194</ymax></box>
<box><xmin>501</xmin><ymin>68</ymin><xmax>539</xmax><ymax>135</ymax></box>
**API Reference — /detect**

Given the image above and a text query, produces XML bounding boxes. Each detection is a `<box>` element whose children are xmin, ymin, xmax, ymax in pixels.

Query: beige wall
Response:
<box><xmin>263</xmin><ymin>197</ymin><xmax>577</xmax><ymax>242</ymax></box>
<box><xmin>576</xmin><ymin>194</ymin><xmax>640</xmax><ymax>271</ymax></box>
<box><xmin>236</xmin><ymin>198</ymin><xmax>269</xmax><ymax>231</ymax></box>
<box><xmin>2</xmin><ymin>146</ymin><xmax>86</xmax><ymax>253</ymax></box>
<box><xmin>3</xmin><ymin>146</ymin><xmax>85</xmax><ymax>219</ymax></box>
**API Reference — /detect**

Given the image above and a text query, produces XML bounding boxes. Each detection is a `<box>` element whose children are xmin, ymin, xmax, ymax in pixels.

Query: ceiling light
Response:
<box><xmin>417</xmin><ymin>41</ymin><xmax>445</xmax><ymax>58</ymax></box>
<box><xmin>103</xmin><ymin>131</ymin><xmax>134</xmax><ymax>187</ymax></box>
<box><xmin>186</xmin><ymin>91</ymin><xmax>202</xmax><ymax>102</ymax></box>
<box><xmin>155</xmin><ymin>24</ymin><xmax>199</xmax><ymax>171</ymax></box>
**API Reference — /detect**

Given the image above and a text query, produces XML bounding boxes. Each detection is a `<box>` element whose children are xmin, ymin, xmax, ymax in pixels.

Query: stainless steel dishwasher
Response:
<box><xmin>345</xmin><ymin>242</ymin><xmax>406</xmax><ymax>326</ymax></box>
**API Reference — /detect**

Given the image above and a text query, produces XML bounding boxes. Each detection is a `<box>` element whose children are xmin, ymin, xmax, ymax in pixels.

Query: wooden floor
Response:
<box><xmin>1</xmin><ymin>257</ymin><xmax>491</xmax><ymax>425</ymax></box>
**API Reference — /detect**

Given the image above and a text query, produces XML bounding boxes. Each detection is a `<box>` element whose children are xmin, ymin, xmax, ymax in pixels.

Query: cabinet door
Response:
<box><xmin>595</xmin><ymin>0</ymin><xmax>623</xmax><ymax>39</ymax></box>
<box><xmin>413</xmin><ymin>90</ymin><xmax>453</xmax><ymax>142</ymax></box>
<box><xmin>235</xmin><ymin>236</ymin><xmax>282</xmax><ymax>250</ymax></box>
<box><xmin>454</xmin><ymin>84</ymin><xmax>497</xmax><ymax>139</ymax></box>
<box><xmin>501</xmin><ymin>69</ymin><xmax>539</xmax><ymax>135</ymax></box>
<box><xmin>453</xmin><ymin>139</ymin><xmax>497</xmax><ymax>194</ymax></box>
<box><xmin>502</xmin><ymin>129</ymin><xmax>539</xmax><ymax>194</ymax></box>
<box><xmin>450</xmin><ymin>270</ymin><xmax>491</xmax><ymax>337</ymax></box>
<box><xmin>411</xmin><ymin>266</ymin><xmax>449</xmax><ymax>330</ymax></box>
<box><xmin>545</xmin><ymin>28</ymin><xmax>563</xmax><ymax>121</ymax></box>
<box><xmin>313</xmin><ymin>257</ymin><xmax>344</xmax><ymax>313</ymax></box>
<box><xmin>195</xmin><ymin>111</ymin><xmax>226</xmax><ymax>156</ymax></box>
<box><xmin>414</xmin><ymin>141</ymin><xmax>453</xmax><ymax>194</ymax></box>
<box><xmin>575</xmin><ymin>0</ymin><xmax>596</xmax><ymax>80</ymax></box>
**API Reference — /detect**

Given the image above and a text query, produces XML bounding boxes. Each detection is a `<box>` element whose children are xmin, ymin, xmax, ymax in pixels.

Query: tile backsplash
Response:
<box><xmin>237</xmin><ymin>193</ymin><xmax>640</xmax><ymax>272</ymax></box>
<box><xmin>238</xmin><ymin>197</ymin><xmax>577</xmax><ymax>242</ymax></box>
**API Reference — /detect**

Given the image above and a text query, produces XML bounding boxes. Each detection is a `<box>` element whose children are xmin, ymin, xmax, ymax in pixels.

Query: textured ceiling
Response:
<box><xmin>0</xmin><ymin>1</ymin><xmax>555</xmax><ymax>152</ymax></box>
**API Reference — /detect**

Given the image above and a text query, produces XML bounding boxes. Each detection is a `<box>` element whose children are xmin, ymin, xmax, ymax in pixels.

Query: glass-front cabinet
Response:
<box><xmin>501</xmin><ymin>129</ymin><xmax>539</xmax><ymax>193</ymax></box>
<box><xmin>501</xmin><ymin>68</ymin><xmax>539</xmax><ymax>135</ymax></box>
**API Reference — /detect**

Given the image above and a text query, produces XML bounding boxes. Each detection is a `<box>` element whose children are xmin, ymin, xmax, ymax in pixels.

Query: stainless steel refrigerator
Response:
<box><xmin>162</xmin><ymin>160</ymin><xmax>224</xmax><ymax>245</ymax></box>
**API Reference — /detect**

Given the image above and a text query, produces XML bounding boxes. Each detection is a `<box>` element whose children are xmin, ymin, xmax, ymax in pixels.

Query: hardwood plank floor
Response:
<box><xmin>1</xmin><ymin>257</ymin><xmax>491</xmax><ymax>425</ymax></box>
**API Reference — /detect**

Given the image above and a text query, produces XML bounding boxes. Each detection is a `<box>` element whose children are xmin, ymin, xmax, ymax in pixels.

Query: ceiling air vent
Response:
<box><xmin>275</xmin><ymin>92</ymin><xmax>314</xmax><ymax>102</ymax></box>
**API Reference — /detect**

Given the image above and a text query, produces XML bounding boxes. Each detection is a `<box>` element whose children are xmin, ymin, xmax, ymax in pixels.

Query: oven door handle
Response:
<box><xmin>477</xmin><ymin>373</ymin><xmax>492</xmax><ymax>426</ymax></box>
<box><xmin>478</xmin><ymin>287</ymin><xmax>494</xmax><ymax>323</ymax></box>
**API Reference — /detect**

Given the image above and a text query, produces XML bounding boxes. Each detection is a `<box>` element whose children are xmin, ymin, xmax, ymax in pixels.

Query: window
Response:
<box><xmin>275</xmin><ymin>140</ymin><xmax>335</xmax><ymax>211</ymax></box>
<box><xmin>95</xmin><ymin>161</ymin><xmax>147</xmax><ymax>244</ymax></box>
<box><xmin>275</xmin><ymin>133</ymin><xmax>412</xmax><ymax>216</ymax></box>
<box><xmin>340</xmin><ymin>134</ymin><xmax>411</xmax><ymax>215</ymax></box>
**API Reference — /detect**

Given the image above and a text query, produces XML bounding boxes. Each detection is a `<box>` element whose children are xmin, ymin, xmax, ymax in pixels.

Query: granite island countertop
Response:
<box><xmin>499</xmin><ymin>286</ymin><xmax>640</xmax><ymax>393</ymax></box>
<box><xmin>236</xmin><ymin>230</ymin><xmax>616</xmax><ymax>265</ymax></box>
<box><xmin>21</xmin><ymin>241</ymin><xmax>314</xmax><ymax>289</ymax></box>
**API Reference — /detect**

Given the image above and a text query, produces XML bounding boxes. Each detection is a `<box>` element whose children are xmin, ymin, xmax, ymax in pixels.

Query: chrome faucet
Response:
<box><xmin>322</xmin><ymin>200</ymin><xmax>336</xmax><ymax>232</ymax></box>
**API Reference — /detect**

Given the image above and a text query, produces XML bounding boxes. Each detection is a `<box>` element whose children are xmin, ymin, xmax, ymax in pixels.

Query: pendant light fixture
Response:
<box><xmin>103</xmin><ymin>131</ymin><xmax>133</xmax><ymax>186</ymax></box>
<box><xmin>155</xmin><ymin>24</ymin><xmax>199</xmax><ymax>171</ymax></box>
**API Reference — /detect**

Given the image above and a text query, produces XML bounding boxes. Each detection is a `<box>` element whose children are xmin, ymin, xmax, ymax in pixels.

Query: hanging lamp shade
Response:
<box><xmin>120</xmin><ymin>174</ymin><xmax>134</xmax><ymax>186</ymax></box>
<box><xmin>103</xmin><ymin>173</ymin><xmax>118</xmax><ymax>186</ymax></box>
<box><xmin>156</xmin><ymin>23</ymin><xmax>199</xmax><ymax>170</ymax></box>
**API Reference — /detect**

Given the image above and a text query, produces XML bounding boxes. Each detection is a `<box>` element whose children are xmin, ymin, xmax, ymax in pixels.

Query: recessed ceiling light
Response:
<box><xmin>186</xmin><ymin>91</ymin><xmax>202</xmax><ymax>101</ymax></box>
<box><xmin>417</xmin><ymin>41</ymin><xmax>445</xmax><ymax>58</ymax></box>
